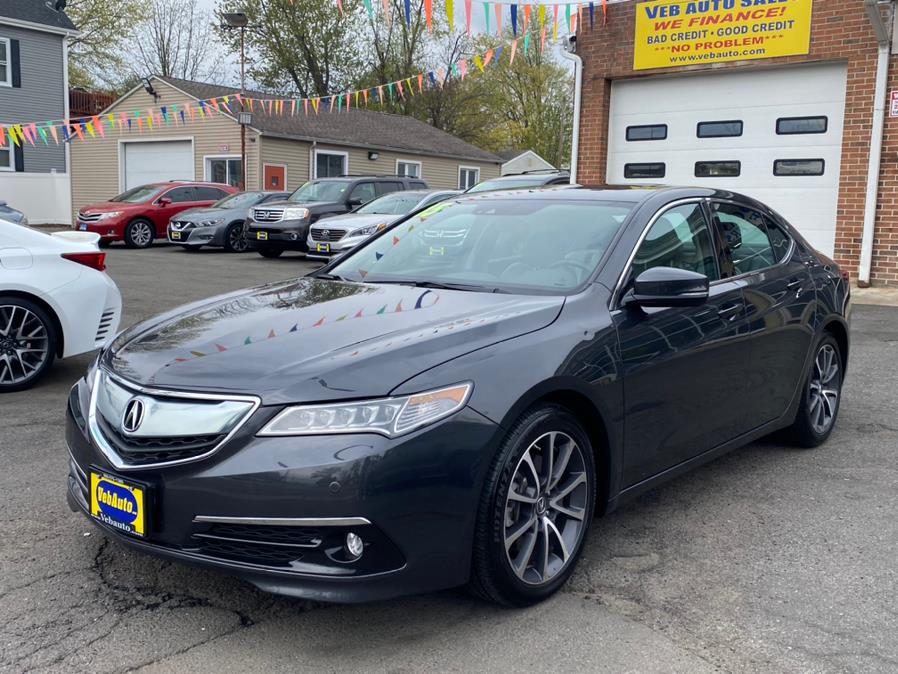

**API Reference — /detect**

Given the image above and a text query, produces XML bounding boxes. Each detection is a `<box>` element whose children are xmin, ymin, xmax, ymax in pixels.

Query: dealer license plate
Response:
<box><xmin>78</xmin><ymin>223</ymin><xmax>88</xmax><ymax>231</ymax></box>
<box><xmin>170</xmin><ymin>231</ymin><xmax>181</xmax><ymax>240</ymax></box>
<box><xmin>316</xmin><ymin>242</ymin><xmax>331</xmax><ymax>253</ymax></box>
<box><xmin>90</xmin><ymin>470</ymin><xmax>148</xmax><ymax>537</ymax></box>
<box><xmin>256</xmin><ymin>231</ymin><xmax>268</xmax><ymax>241</ymax></box>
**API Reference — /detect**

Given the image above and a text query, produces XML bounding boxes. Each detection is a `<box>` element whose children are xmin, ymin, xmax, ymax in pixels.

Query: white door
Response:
<box><xmin>123</xmin><ymin>141</ymin><xmax>193</xmax><ymax>189</ymax></box>
<box><xmin>606</xmin><ymin>63</ymin><xmax>848</xmax><ymax>256</ymax></box>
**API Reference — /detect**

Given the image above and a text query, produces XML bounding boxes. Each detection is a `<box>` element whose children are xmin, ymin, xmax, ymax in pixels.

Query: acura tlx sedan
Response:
<box><xmin>66</xmin><ymin>187</ymin><xmax>850</xmax><ymax>606</ymax></box>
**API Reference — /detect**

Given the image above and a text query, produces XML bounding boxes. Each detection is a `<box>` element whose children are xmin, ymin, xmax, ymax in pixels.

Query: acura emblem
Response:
<box><xmin>122</xmin><ymin>397</ymin><xmax>147</xmax><ymax>433</ymax></box>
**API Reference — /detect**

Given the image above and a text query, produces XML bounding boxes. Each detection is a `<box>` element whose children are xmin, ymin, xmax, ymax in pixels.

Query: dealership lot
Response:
<box><xmin>2</xmin><ymin>245</ymin><xmax>897</xmax><ymax>673</ymax></box>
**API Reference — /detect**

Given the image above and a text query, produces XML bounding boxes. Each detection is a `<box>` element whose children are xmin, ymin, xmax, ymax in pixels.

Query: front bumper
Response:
<box><xmin>75</xmin><ymin>219</ymin><xmax>125</xmax><ymax>241</ymax></box>
<box><xmin>65</xmin><ymin>376</ymin><xmax>500</xmax><ymax>603</ymax></box>
<box><xmin>305</xmin><ymin>233</ymin><xmax>367</xmax><ymax>260</ymax></box>
<box><xmin>167</xmin><ymin>224</ymin><xmax>225</xmax><ymax>247</ymax></box>
<box><xmin>244</xmin><ymin>219</ymin><xmax>310</xmax><ymax>251</ymax></box>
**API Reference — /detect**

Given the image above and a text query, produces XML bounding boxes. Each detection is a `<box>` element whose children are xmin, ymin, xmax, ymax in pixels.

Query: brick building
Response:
<box><xmin>574</xmin><ymin>0</ymin><xmax>897</xmax><ymax>285</ymax></box>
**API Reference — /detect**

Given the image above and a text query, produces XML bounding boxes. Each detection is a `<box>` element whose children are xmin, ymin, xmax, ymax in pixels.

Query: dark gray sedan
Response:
<box><xmin>168</xmin><ymin>191</ymin><xmax>289</xmax><ymax>252</ymax></box>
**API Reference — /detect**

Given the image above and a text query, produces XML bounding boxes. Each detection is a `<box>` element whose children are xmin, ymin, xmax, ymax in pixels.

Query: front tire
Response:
<box><xmin>0</xmin><ymin>297</ymin><xmax>57</xmax><ymax>392</ymax></box>
<box><xmin>469</xmin><ymin>404</ymin><xmax>596</xmax><ymax>606</ymax></box>
<box><xmin>224</xmin><ymin>222</ymin><xmax>248</xmax><ymax>253</ymax></box>
<box><xmin>123</xmin><ymin>218</ymin><xmax>154</xmax><ymax>249</ymax></box>
<box><xmin>257</xmin><ymin>247</ymin><xmax>283</xmax><ymax>259</ymax></box>
<box><xmin>788</xmin><ymin>333</ymin><xmax>843</xmax><ymax>448</ymax></box>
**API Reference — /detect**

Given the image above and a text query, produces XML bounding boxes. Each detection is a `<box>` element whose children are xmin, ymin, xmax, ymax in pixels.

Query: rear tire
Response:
<box><xmin>224</xmin><ymin>222</ymin><xmax>248</xmax><ymax>253</ymax></box>
<box><xmin>787</xmin><ymin>333</ymin><xmax>843</xmax><ymax>448</ymax></box>
<box><xmin>469</xmin><ymin>404</ymin><xmax>596</xmax><ymax>606</ymax></box>
<box><xmin>0</xmin><ymin>297</ymin><xmax>58</xmax><ymax>393</ymax></box>
<box><xmin>257</xmin><ymin>247</ymin><xmax>283</xmax><ymax>259</ymax></box>
<box><xmin>123</xmin><ymin>218</ymin><xmax>154</xmax><ymax>249</ymax></box>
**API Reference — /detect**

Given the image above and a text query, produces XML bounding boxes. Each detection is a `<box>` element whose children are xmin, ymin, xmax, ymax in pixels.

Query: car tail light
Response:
<box><xmin>61</xmin><ymin>252</ymin><xmax>107</xmax><ymax>272</ymax></box>
<box><xmin>840</xmin><ymin>270</ymin><xmax>850</xmax><ymax>282</ymax></box>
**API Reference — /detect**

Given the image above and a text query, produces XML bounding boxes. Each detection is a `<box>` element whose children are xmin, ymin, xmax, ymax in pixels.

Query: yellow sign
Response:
<box><xmin>634</xmin><ymin>0</ymin><xmax>813</xmax><ymax>70</ymax></box>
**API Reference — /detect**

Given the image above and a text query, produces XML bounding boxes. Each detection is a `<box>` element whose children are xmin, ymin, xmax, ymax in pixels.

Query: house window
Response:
<box><xmin>0</xmin><ymin>38</ymin><xmax>10</xmax><ymax>87</ymax></box>
<box><xmin>776</xmin><ymin>116</ymin><xmax>828</xmax><ymax>135</ymax></box>
<box><xmin>624</xmin><ymin>162</ymin><xmax>665</xmax><ymax>179</ymax></box>
<box><xmin>773</xmin><ymin>159</ymin><xmax>825</xmax><ymax>176</ymax></box>
<box><xmin>315</xmin><ymin>150</ymin><xmax>348</xmax><ymax>178</ymax></box>
<box><xmin>459</xmin><ymin>166</ymin><xmax>480</xmax><ymax>190</ymax></box>
<box><xmin>396</xmin><ymin>160</ymin><xmax>422</xmax><ymax>178</ymax></box>
<box><xmin>626</xmin><ymin>124</ymin><xmax>668</xmax><ymax>141</ymax></box>
<box><xmin>206</xmin><ymin>157</ymin><xmax>242</xmax><ymax>187</ymax></box>
<box><xmin>697</xmin><ymin>120</ymin><xmax>743</xmax><ymax>138</ymax></box>
<box><xmin>0</xmin><ymin>148</ymin><xmax>11</xmax><ymax>172</ymax></box>
<box><xmin>695</xmin><ymin>161</ymin><xmax>741</xmax><ymax>178</ymax></box>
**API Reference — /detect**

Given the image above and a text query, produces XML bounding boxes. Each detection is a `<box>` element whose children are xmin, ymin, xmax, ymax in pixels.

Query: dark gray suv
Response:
<box><xmin>245</xmin><ymin>175</ymin><xmax>428</xmax><ymax>258</ymax></box>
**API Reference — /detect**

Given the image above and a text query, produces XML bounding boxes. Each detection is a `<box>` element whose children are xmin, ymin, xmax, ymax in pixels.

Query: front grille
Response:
<box><xmin>169</xmin><ymin>221</ymin><xmax>196</xmax><ymax>231</ymax></box>
<box><xmin>96</xmin><ymin>413</ymin><xmax>224</xmax><ymax>466</ymax></box>
<box><xmin>310</xmin><ymin>227</ymin><xmax>347</xmax><ymax>242</ymax></box>
<box><xmin>95</xmin><ymin>308</ymin><xmax>116</xmax><ymax>343</ymax></box>
<box><xmin>252</xmin><ymin>208</ymin><xmax>284</xmax><ymax>223</ymax></box>
<box><xmin>201</xmin><ymin>523</ymin><xmax>323</xmax><ymax>547</ymax></box>
<box><xmin>78</xmin><ymin>212</ymin><xmax>103</xmax><ymax>223</ymax></box>
<box><xmin>189</xmin><ymin>537</ymin><xmax>306</xmax><ymax>566</ymax></box>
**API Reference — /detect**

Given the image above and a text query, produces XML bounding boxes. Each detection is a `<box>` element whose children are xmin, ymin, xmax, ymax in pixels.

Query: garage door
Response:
<box><xmin>123</xmin><ymin>141</ymin><xmax>194</xmax><ymax>190</ymax></box>
<box><xmin>606</xmin><ymin>63</ymin><xmax>847</xmax><ymax>256</ymax></box>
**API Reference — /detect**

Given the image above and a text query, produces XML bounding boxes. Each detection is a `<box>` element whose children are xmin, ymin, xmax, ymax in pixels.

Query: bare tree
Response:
<box><xmin>131</xmin><ymin>0</ymin><xmax>226</xmax><ymax>82</ymax></box>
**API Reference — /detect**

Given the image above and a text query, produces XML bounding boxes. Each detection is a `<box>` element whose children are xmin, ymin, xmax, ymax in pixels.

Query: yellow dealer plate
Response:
<box><xmin>90</xmin><ymin>471</ymin><xmax>147</xmax><ymax>537</ymax></box>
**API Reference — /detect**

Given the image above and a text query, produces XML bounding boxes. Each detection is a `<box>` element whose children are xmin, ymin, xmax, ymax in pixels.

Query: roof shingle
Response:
<box><xmin>159</xmin><ymin>76</ymin><xmax>500</xmax><ymax>164</ymax></box>
<box><xmin>0</xmin><ymin>0</ymin><xmax>77</xmax><ymax>31</ymax></box>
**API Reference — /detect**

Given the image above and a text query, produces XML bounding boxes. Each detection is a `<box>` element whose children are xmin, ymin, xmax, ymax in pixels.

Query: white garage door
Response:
<box><xmin>123</xmin><ymin>140</ymin><xmax>194</xmax><ymax>190</ymax></box>
<box><xmin>607</xmin><ymin>63</ymin><xmax>847</xmax><ymax>256</ymax></box>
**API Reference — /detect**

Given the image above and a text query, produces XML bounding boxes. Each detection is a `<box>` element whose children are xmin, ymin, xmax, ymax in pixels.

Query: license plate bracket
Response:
<box><xmin>89</xmin><ymin>468</ymin><xmax>150</xmax><ymax>537</ymax></box>
<box><xmin>316</xmin><ymin>242</ymin><xmax>331</xmax><ymax>253</ymax></box>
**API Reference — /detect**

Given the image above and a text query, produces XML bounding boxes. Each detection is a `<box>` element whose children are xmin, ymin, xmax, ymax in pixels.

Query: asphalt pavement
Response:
<box><xmin>2</xmin><ymin>244</ymin><xmax>896</xmax><ymax>673</ymax></box>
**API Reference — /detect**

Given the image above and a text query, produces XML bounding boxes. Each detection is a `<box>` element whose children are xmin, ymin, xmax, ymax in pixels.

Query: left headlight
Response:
<box><xmin>258</xmin><ymin>383</ymin><xmax>472</xmax><ymax>438</ymax></box>
<box><xmin>282</xmin><ymin>206</ymin><xmax>310</xmax><ymax>221</ymax></box>
<box><xmin>350</xmin><ymin>222</ymin><xmax>388</xmax><ymax>237</ymax></box>
<box><xmin>96</xmin><ymin>211</ymin><xmax>123</xmax><ymax>221</ymax></box>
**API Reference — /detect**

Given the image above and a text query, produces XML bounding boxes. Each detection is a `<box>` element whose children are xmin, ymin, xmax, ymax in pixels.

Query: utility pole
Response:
<box><xmin>223</xmin><ymin>12</ymin><xmax>252</xmax><ymax>190</ymax></box>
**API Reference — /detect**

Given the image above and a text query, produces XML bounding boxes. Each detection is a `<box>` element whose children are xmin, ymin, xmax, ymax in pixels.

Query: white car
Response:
<box><xmin>0</xmin><ymin>221</ymin><xmax>122</xmax><ymax>392</ymax></box>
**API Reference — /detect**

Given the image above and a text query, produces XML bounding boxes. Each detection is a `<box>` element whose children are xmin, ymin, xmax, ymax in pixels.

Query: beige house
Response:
<box><xmin>70</xmin><ymin>75</ymin><xmax>502</xmax><ymax>214</ymax></box>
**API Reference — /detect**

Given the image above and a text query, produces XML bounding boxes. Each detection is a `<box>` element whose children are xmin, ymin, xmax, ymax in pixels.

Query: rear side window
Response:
<box><xmin>626</xmin><ymin>124</ymin><xmax>668</xmax><ymax>141</ymax></box>
<box><xmin>624</xmin><ymin>162</ymin><xmax>665</xmax><ymax>179</ymax></box>
<box><xmin>774</xmin><ymin>159</ymin><xmax>825</xmax><ymax>176</ymax></box>
<box><xmin>164</xmin><ymin>187</ymin><xmax>196</xmax><ymax>203</ymax></box>
<box><xmin>376</xmin><ymin>181</ymin><xmax>403</xmax><ymax>195</ymax></box>
<box><xmin>776</xmin><ymin>116</ymin><xmax>828</xmax><ymax>134</ymax></box>
<box><xmin>695</xmin><ymin>161</ymin><xmax>741</xmax><ymax>178</ymax></box>
<box><xmin>196</xmin><ymin>186</ymin><xmax>226</xmax><ymax>200</ymax></box>
<box><xmin>697</xmin><ymin>120</ymin><xmax>743</xmax><ymax>138</ymax></box>
<box><xmin>711</xmin><ymin>202</ymin><xmax>791</xmax><ymax>276</ymax></box>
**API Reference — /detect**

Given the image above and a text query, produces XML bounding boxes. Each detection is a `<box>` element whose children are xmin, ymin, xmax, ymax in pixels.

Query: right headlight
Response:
<box><xmin>350</xmin><ymin>222</ymin><xmax>388</xmax><ymax>237</ymax></box>
<box><xmin>258</xmin><ymin>383</ymin><xmax>472</xmax><ymax>438</ymax></box>
<box><xmin>282</xmin><ymin>206</ymin><xmax>310</xmax><ymax>221</ymax></box>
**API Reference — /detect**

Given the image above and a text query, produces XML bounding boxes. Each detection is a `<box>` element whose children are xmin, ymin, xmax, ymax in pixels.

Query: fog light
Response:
<box><xmin>290</xmin><ymin>232</ymin><xmax>298</xmax><ymax>240</ymax></box>
<box><xmin>345</xmin><ymin>532</ymin><xmax>364</xmax><ymax>560</ymax></box>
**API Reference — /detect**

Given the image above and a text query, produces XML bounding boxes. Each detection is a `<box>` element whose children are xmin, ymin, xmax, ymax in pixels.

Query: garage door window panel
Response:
<box><xmin>630</xmin><ymin>203</ymin><xmax>720</xmax><ymax>282</ymax></box>
<box><xmin>774</xmin><ymin>159</ymin><xmax>825</xmax><ymax>176</ymax></box>
<box><xmin>696</xmin><ymin>121</ymin><xmax>743</xmax><ymax>138</ymax></box>
<box><xmin>624</xmin><ymin>163</ymin><xmax>665</xmax><ymax>179</ymax></box>
<box><xmin>695</xmin><ymin>161</ymin><xmax>741</xmax><ymax>178</ymax></box>
<box><xmin>711</xmin><ymin>203</ymin><xmax>784</xmax><ymax>275</ymax></box>
<box><xmin>776</xmin><ymin>117</ymin><xmax>828</xmax><ymax>135</ymax></box>
<box><xmin>626</xmin><ymin>124</ymin><xmax>668</xmax><ymax>141</ymax></box>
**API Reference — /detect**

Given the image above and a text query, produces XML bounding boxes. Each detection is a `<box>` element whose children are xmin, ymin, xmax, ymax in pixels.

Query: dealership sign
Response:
<box><xmin>634</xmin><ymin>0</ymin><xmax>813</xmax><ymax>70</ymax></box>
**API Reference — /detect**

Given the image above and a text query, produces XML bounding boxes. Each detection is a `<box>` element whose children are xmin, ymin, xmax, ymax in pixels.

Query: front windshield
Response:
<box><xmin>467</xmin><ymin>176</ymin><xmax>561</xmax><ymax>193</ymax></box>
<box><xmin>356</xmin><ymin>192</ymin><xmax>426</xmax><ymax>215</ymax></box>
<box><xmin>214</xmin><ymin>192</ymin><xmax>265</xmax><ymax>209</ymax></box>
<box><xmin>289</xmin><ymin>180</ymin><xmax>352</xmax><ymax>203</ymax></box>
<box><xmin>330</xmin><ymin>197</ymin><xmax>634</xmax><ymax>293</ymax></box>
<box><xmin>110</xmin><ymin>185</ymin><xmax>165</xmax><ymax>203</ymax></box>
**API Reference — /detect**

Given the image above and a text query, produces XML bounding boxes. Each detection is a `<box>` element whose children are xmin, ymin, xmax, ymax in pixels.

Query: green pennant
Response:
<box><xmin>524</xmin><ymin>33</ymin><xmax>531</xmax><ymax>55</ymax></box>
<box><xmin>377</xmin><ymin>305</ymin><xmax>387</xmax><ymax>315</ymax></box>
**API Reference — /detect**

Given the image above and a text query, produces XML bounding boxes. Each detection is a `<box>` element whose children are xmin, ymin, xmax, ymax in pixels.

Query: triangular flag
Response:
<box><xmin>49</xmin><ymin>124</ymin><xmax>59</xmax><ymax>144</ymax></box>
<box><xmin>483</xmin><ymin>2</ymin><xmax>490</xmax><ymax>33</ymax></box>
<box><xmin>603</xmin><ymin>0</ymin><xmax>608</xmax><ymax>25</ymax></box>
<box><xmin>404</xmin><ymin>0</ymin><xmax>411</xmax><ymax>26</ymax></box>
<box><xmin>589</xmin><ymin>2</ymin><xmax>595</xmax><ymax>28</ymax></box>
<box><xmin>511</xmin><ymin>4</ymin><xmax>518</xmax><ymax>34</ymax></box>
<box><xmin>524</xmin><ymin>4</ymin><xmax>532</xmax><ymax>30</ymax></box>
<box><xmin>474</xmin><ymin>55</ymin><xmax>484</xmax><ymax>72</ymax></box>
<box><xmin>362</xmin><ymin>0</ymin><xmax>374</xmax><ymax>19</ymax></box>
<box><xmin>446</xmin><ymin>0</ymin><xmax>454</xmax><ymax>28</ymax></box>
<box><xmin>510</xmin><ymin>39</ymin><xmax>518</xmax><ymax>64</ymax></box>
<box><xmin>465</xmin><ymin>0</ymin><xmax>472</xmax><ymax>32</ymax></box>
<box><xmin>495</xmin><ymin>3</ymin><xmax>502</xmax><ymax>33</ymax></box>
<box><xmin>424</xmin><ymin>0</ymin><xmax>432</xmax><ymax>30</ymax></box>
<box><xmin>485</xmin><ymin>48</ymin><xmax>494</xmax><ymax>66</ymax></box>
<box><xmin>417</xmin><ymin>73</ymin><xmax>424</xmax><ymax>93</ymax></box>
<box><xmin>553</xmin><ymin>5</ymin><xmax>559</xmax><ymax>40</ymax></box>
<box><xmin>363</xmin><ymin>89</ymin><xmax>369</xmax><ymax>105</ymax></box>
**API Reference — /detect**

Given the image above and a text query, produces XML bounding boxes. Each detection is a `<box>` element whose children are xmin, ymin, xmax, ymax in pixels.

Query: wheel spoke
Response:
<box><xmin>508</xmin><ymin>488</ymin><xmax>537</xmax><ymax>504</ymax></box>
<box><xmin>505</xmin><ymin>514</ymin><xmax>537</xmax><ymax>551</ymax></box>
<box><xmin>520</xmin><ymin>449</ymin><xmax>541</xmax><ymax>492</ymax></box>
<box><xmin>553</xmin><ymin>472</ymin><xmax>587</xmax><ymax>501</ymax></box>
<box><xmin>549</xmin><ymin>437</ymin><xmax>574</xmax><ymax>492</ymax></box>
<box><xmin>549</xmin><ymin>500</ymin><xmax>585</xmax><ymax>521</ymax></box>
<box><xmin>539</xmin><ymin>518</ymin><xmax>551</xmax><ymax>581</ymax></box>
<box><xmin>544</xmin><ymin>516</ymin><xmax>570</xmax><ymax>563</ymax></box>
<box><xmin>512</xmin><ymin>525</ymin><xmax>539</xmax><ymax>575</ymax></box>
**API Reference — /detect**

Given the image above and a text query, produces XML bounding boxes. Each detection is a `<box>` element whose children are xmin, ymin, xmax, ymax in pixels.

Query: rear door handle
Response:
<box><xmin>786</xmin><ymin>278</ymin><xmax>803</xmax><ymax>290</ymax></box>
<box><xmin>717</xmin><ymin>302</ymin><xmax>743</xmax><ymax>319</ymax></box>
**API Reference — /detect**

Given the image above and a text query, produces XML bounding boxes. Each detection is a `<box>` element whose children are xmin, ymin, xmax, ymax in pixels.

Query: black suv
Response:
<box><xmin>464</xmin><ymin>169</ymin><xmax>571</xmax><ymax>194</ymax></box>
<box><xmin>245</xmin><ymin>175</ymin><xmax>428</xmax><ymax>258</ymax></box>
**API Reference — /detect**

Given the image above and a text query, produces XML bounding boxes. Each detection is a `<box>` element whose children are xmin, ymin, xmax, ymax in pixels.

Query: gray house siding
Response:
<box><xmin>0</xmin><ymin>23</ymin><xmax>67</xmax><ymax>173</ymax></box>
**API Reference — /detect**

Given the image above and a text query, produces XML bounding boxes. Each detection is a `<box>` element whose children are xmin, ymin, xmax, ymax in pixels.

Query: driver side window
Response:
<box><xmin>631</xmin><ymin>203</ymin><xmax>720</xmax><ymax>283</ymax></box>
<box><xmin>350</xmin><ymin>182</ymin><xmax>376</xmax><ymax>205</ymax></box>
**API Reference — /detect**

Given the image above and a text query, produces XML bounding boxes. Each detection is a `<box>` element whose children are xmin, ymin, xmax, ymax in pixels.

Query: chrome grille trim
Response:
<box><xmin>193</xmin><ymin>515</ymin><xmax>372</xmax><ymax>527</ymax></box>
<box><xmin>309</xmin><ymin>228</ymin><xmax>347</xmax><ymax>242</ymax></box>
<box><xmin>252</xmin><ymin>208</ymin><xmax>284</xmax><ymax>223</ymax></box>
<box><xmin>87</xmin><ymin>368</ymin><xmax>261</xmax><ymax>471</ymax></box>
<box><xmin>78</xmin><ymin>213</ymin><xmax>103</xmax><ymax>223</ymax></box>
<box><xmin>191</xmin><ymin>532</ymin><xmax>323</xmax><ymax>549</ymax></box>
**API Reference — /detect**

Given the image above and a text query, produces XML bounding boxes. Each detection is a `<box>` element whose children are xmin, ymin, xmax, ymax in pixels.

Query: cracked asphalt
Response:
<box><xmin>2</xmin><ymin>245</ymin><xmax>896</xmax><ymax>673</ymax></box>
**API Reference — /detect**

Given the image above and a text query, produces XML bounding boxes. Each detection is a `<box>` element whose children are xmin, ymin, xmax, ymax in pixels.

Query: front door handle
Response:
<box><xmin>717</xmin><ymin>302</ymin><xmax>743</xmax><ymax>319</ymax></box>
<box><xmin>786</xmin><ymin>277</ymin><xmax>803</xmax><ymax>290</ymax></box>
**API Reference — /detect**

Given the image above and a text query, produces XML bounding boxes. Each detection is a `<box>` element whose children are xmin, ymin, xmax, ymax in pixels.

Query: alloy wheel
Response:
<box><xmin>503</xmin><ymin>431</ymin><xmax>589</xmax><ymax>585</ymax></box>
<box><xmin>131</xmin><ymin>221</ymin><xmax>153</xmax><ymax>247</ymax></box>
<box><xmin>808</xmin><ymin>343</ymin><xmax>840</xmax><ymax>435</ymax></box>
<box><xmin>0</xmin><ymin>305</ymin><xmax>50</xmax><ymax>386</ymax></box>
<box><xmin>228</xmin><ymin>225</ymin><xmax>247</xmax><ymax>252</ymax></box>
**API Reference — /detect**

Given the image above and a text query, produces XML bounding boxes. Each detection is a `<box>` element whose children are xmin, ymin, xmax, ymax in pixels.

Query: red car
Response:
<box><xmin>75</xmin><ymin>182</ymin><xmax>239</xmax><ymax>248</ymax></box>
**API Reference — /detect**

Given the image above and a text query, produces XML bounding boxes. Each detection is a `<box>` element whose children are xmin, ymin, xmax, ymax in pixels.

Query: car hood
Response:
<box><xmin>105</xmin><ymin>278</ymin><xmax>564</xmax><ymax>405</ymax></box>
<box><xmin>259</xmin><ymin>200</ymin><xmax>332</xmax><ymax>209</ymax></box>
<box><xmin>174</xmin><ymin>206</ymin><xmax>226</xmax><ymax>221</ymax></box>
<box><xmin>320</xmin><ymin>214</ymin><xmax>401</xmax><ymax>231</ymax></box>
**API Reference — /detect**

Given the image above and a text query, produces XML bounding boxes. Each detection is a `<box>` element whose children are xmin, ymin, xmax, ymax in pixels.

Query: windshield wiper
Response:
<box><xmin>312</xmin><ymin>272</ymin><xmax>351</xmax><ymax>281</ymax></box>
<box><xmin>364</xmin><ymin>278</ymin><xmax>508</xmax><ymax>293</ymax></box>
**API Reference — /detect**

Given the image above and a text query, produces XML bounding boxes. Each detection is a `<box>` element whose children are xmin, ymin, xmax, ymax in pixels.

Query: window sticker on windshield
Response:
<box><xmin>417</xmin><ymin>202</ymin><xmax>453</xmax><ymax>221</ymax></box>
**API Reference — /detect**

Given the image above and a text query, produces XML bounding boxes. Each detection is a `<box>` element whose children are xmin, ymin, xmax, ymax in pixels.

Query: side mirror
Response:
<box><xmin>628</xmin><ymin>267</ymin><xmax>709</xmax><ymax>308</ymax></box>
<box><xmin>158</xmin><ymin>197</ymin><xmax>172</xmax><ymax>206</ymax></box>
<box><xmin>347</xmin><ymin>198</ymin><xmax>362</xmax><ymax>208</ymax></box>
